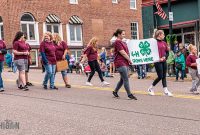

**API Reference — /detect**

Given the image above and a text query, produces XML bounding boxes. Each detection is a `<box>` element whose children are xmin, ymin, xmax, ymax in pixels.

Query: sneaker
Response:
<box><xmin>65</xmin><ymin>84</ymin><xmax>71</xmax><ymax>88</ymax></box>
<box><xmin>26</xmin><ymin>82</ymin><xmax>33</xmax><ymax>86</ymax></box>
<box><xmin>164</xmin><ymin>90</ymin><xmax>173</xmax><ymax>97</ymax></box>
<box><xmin>193</xmin><ymin>90</ymin><xmax>200</xmax><ymax>95</ymax></box>
<box><xmin>112</xmin><ymin>91</ymin><xmax>119</xmax><ymax>98</ymax></box>
<box><xmin>0</xmin><ymin>88</ymin><xmax>4</xmax><ymax>92</ymax></box>
<box><xmin>148</xmin><ymin>88</ymin><xmax>155</xmax><ymax>96</ymax></box>
<box><xmin>18</xmin><ymin>85</ymin><xmax>23</xmax><ymax>89</ymax></box>
<box><xmin>23</xmin><ymin>85</ymin><xmax>29</xmax><ymax>91</ymax></box>
<box><xmin>43</xmin><ymin>85</ymin><xmax>48</xmax><ymax>90</ymax></box>
<box><xmin>85</xmin><ymin>82</ymin><xmax>93</xmax><ymax>86</ymax></box>
<box><xmin>128</xmin><ymin>94</ymin><xmax>137</xmax><ymax>100</ymax></box>
<box><xmin>102</xmin><ymin>81</ymin><xmax>110</xmax><ymax>86</ymax></box>
<box><xmin>50</xmin><ymin>86</ymin><xmax>58</xmax><ymax>90</ymax></box>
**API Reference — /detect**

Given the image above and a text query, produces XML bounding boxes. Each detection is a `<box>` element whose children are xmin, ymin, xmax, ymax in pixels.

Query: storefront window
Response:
<box><xmin>30</xmin><ymin>49</ymin><xmax>38</xmax><ymax>67</ymax></box>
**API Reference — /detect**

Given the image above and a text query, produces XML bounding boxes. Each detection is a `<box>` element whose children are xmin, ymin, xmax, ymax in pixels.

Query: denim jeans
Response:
<box><xmin>43</xmin><ymin>64</ymin><xmax>56</xmax><ymax>88</ymax></box>
<box><xmin>137</xmin><ymin>65</ymin><xmax>146</xmax><ymax>79</ymax></box>
<box><xmin>0</xmin><ymin>61</ymin><xmax>4</xmax><ymax>88</ymax></box>
<box><xmin>176</xmin><ymin>69</ymin><xmax>185</xmax><ymax>80</ymax></box>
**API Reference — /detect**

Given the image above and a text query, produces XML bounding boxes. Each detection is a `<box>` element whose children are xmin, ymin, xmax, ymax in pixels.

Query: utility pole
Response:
<box><xmin>168</xmin><ymin>0</ymin><xmax>173</xmax><ymax>49</ymax></box>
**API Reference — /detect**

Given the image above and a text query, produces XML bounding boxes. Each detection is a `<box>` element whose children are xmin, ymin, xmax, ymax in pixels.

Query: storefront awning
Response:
<box><xmin>69</xmin><ymin>15</ymin><xmax>83</xmax><ymax>25</ymax></box>
<box><xmin>46</xmin><ymin>14</ymin><xmax>61</xmax><ymax>23</ymax></box>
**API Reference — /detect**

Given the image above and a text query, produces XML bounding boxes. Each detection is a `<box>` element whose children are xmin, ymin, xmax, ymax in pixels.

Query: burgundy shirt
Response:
<box><xmin>84</xmin><ymin>46</ymin><xmax>98</xmax><ymax>62</ymax></box>
<box><xmin>13</xmin><ymin>41</ymin><xmax>29</xmax><ymax>60</ymax></box>
<box><xmin>0</xmin><ymin>40</ymin><xmax>6</xmax><ymax>62</ymax></box>
<box><xmin>157</xmin><ymin>40</ymin><xmax>168</xmax><ymax>61</ymax></box>
<box><xmin>186</xmin><ymin>54</ymin><xmax>198</xmax><ymax>70</ymax></box>
<box><xmin>40</xmin><ymin>41</ymin><xmax>57</xmax><ymax>65</ymax></box>
<box><xmin>114</xmin><ymin>40</ymin><xmax>129</xmax><ymax>68</ymax></box>
<box><xmin>54</xmin><ymin>41</ymin><xmax>68</xmax><ymax>61</ymax></box>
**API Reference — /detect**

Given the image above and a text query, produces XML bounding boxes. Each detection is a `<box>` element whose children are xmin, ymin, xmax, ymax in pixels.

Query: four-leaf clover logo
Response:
<box><xmin>139</xmin><ymin>41</ymin><xmax>151</xmax><ymax>56</ymax></box>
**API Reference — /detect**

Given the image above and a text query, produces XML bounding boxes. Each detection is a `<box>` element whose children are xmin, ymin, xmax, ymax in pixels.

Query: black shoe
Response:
<box><xmin>113</xmin><ymin>91</ymin><xmax>119</xmax><ymax>98</ymax></box>
<box><xmin>23</xmin><ymin>85</ymin><xmax>29</xmax><ymax>91</ymax></box>
<box><xmin>43</xmin><ymin>85</ymin><xmax>48</xmax><ymax>90</ymax></box>
<box><xmin>128</xmin><ymin>94</ymin><xmax>137</xmax><ymax>100</ymax></box>
<box><xmin>65</xmin><ymin>84</ymin><xmax>71</xmax><ymax>88</ymax></box>
<box><xmin>50</xmin><ymin>86</ymin><xmax>58</xmax><ymax>90</ymax></box>
<box><xmin>26</xmin><ymin>82</ymin><xmax>33</xmax><ymax>86</ymax></box>
<box><xmin>18</xmin><ymin>85</ymin><xmax>23</xmax><ymax>89</ymax></box>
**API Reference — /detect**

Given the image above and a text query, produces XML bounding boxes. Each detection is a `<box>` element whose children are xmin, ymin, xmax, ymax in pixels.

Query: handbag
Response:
<box><xmin>56</xmin><ymin>60</ymin><xmax>69</xmax><ymax>72</ymax></box>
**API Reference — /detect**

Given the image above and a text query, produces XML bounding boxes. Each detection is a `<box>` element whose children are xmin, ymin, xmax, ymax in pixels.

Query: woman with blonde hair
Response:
<box><xmin>147</xmin><ymin>30</ymin><xmax>173</xmax><ymax>96</ymax></box>
<box><xmin>53</xmin><ymin>33</ymin><xmax>71</xmax><ymax>88</ymax></box>
<box><xmin>40</xmin><ymin>32</ymin><xmax>58</xmax><ymax>90</ymax></box>
<box><xmin>84</xmin><ymin>37</ymin><xmax>110</xmax><ymax>86</ymax></box>
<box><xmin>186</xmin><ymin>44</ymin><xmax>199</xmax><ymax>94</ymax></box>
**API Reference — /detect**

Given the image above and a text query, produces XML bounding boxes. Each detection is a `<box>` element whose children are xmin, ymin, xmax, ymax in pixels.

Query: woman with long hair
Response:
<box><xmin>40</xmin><ymin>32</ymin><xmax>58</xmax><ymax>90</ymax></box>
<box><xmin>84</xmin><ymin>37</ymin><xmax>110</xmax><ymax>86</ymax></box>
<box><xmin>13</xmin><ymin>31</ymin><xmax>29</xmax><ymax>91</ymax></box>
<box><xmin>53</xmin><ymin>33</ymin><xmax>71</xmax><ymax>88</ymax></box>
<box><xmin>112</xmin><ymin>29</ymin><xmax>137</xmax><ymax>100</ymax></box>
<box><xmin>147</xmin><ymin>30</ymin><xmax>173</xmax><ymax>96</ymax></box>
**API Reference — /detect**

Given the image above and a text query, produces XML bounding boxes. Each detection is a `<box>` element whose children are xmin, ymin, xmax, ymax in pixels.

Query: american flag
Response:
<box><xmin>154</xmin><ymin>2</ymin><xmax>168</xmax><ymax>20</ymax></box>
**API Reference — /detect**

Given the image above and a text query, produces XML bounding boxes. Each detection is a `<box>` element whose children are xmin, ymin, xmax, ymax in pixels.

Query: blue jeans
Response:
<box><xmin>43</xmin><ymin>64</ymin><xmax>56</xmax><ymax>88</ymax></box>
<box><xmin>137</xmin><ymin>65</ymin><xmax>146</xmax><ymax>79</ymax></box>
<box><xmin>0</xmin><ymin>62</ymin><xmax>4</xmax><ymax>88</ymax></box>
<box><xmin>61</xmin><ymin>70</ymin><xmax>67</xmax><ymax>78</ymax></box>
<box><xmin>176</xmin><ymin>69</ymin><xmax>185</xmax><ymax>80</ymax></box>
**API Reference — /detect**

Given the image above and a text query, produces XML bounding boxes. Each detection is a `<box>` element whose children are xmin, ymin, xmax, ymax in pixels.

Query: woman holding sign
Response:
<box><xmin>112</xmin><ymin>29</ymin><xmax>137</xmax><ymax>100</ymax></box>
<box><xmin>53</xmin><ymin>33</ymin><xmax>71</xmax><ymax>88</ymax></box>
<box><xmin>147</xmin><ymin>30</ymin><xmax>173</xmax><ymax>96</ymax></box>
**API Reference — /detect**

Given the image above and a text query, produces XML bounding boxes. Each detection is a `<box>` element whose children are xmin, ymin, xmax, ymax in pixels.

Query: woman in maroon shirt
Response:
<box><xmin>0</xmin><ymin>40</ymin><xmax>6</xmax><ymax>92</ymax></box>
<box><xmin>13</xmin><ymin>31</ymin><xmax>29</xmax><ymax>91</ymax></box>
<box><xmin>40</xmin><ymin>32</ymin><xmax>58</xmax><ymax>90</ymax></box>
<box><xmin>53</xmin><ymin>33</ymin><xmax>71</xmax><ymax>88</ymax></box>
<box><xmin>112</xmin><ymin>29</ymin><xmax>137</xmax><ymax>100</ymax></box>
<box><xmin>186</xmin><ymin>44</ymin><xmax>199</xmax><ymax>94</ymax></box>
<box><xmin>147</xmin><ymin>30</ymin><xmax>173</xmax><ymax>96</ymax></box>
<box><xmin>84</xmin><ymin>37</ymin><xmax>109</xmax><ymax>86</ymax></box>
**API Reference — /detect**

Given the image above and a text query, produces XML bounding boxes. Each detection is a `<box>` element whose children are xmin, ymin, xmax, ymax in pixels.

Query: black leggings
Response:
<box><xmin>152</xmin><ymin>62</ymin><xmax>167</xmax><ymax>88</ymax></box>
<box><xmin>88</xmin><ymin>60</ymin><xmax>104</xmax><ymax>82</ymax></box>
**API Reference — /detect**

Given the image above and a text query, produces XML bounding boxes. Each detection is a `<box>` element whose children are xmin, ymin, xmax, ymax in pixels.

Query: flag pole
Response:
<box><xmin>153</xmin><ymin>0</ymin><xmax>157</xmax><ymax>29</ymax></box>
<box><xmin>168</xmin><ymin>0</ymin><xmax>173</xmax><ymax>49</ymax></box>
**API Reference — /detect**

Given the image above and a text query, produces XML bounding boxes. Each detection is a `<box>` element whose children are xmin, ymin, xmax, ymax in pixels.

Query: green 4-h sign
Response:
<box><xmin>127</xmin><ymin>38</ymin><xmax>160</xmax><ymax>65</ymax></box>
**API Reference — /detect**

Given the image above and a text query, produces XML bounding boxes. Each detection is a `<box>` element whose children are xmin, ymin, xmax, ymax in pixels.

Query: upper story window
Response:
<box><xmin>0</xmin><ymin>16</ymin><xmax>4</xmax><ymax>40</ymax></box>
<box><xmin>45</xmin><ymin>14</ymin><xmax>62</xmax><ymax>38</ymax></box>
<box><xmin>131</xmin><ymin>22</ymin><xmax>139</xmax><ymax>40</ymax></box>
<box><xmin>112</xmin><ymin>0</ymin><xmax>118</xmax><ymax>4</ymax></box>
<box><xmin>21</xmin><ymin>13</ymin><xmax>37</xmax><ymax>41</ymax></box>
<box><xmin>130</xmin><ymin>0</ymin><xmax>137</xmax><ymax>9</ymax></box>
<box><xmin>67</xmin><ymin>15</ymin><xmax>83</xmax><ymax>46</ymax></box>
<box><xmin>69</xmin><ymin>0</ymin><xmax>78</xmax><ymax>4</ymax></box>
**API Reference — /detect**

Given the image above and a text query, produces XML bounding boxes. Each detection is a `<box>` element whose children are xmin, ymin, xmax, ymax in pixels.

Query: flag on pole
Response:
<box><xmin>154</xmin><ymin>2</ymin><xmax>168</xmax><ymax>20</ymax></box>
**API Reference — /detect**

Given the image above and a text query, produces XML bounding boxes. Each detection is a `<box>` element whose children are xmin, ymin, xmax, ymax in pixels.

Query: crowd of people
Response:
<box><xmin>0</xmin><ymin>28</ymin><xmax>199</xmax><ymax>99</ymax></box>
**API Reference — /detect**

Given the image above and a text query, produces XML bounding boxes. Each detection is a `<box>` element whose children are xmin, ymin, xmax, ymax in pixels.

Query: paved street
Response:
<box><xmin>0</xmin><ymin>69</ymin><xmax>200</xmax><ymax>135</ymax></box>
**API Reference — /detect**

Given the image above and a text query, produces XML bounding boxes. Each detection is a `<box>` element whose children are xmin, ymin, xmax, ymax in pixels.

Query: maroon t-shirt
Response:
<box><xmin>186</xmin><ymin>54</ymin><xmax>198</xmax><ymax>70</ymax></box>
<box><xmin>54</xmin><ymin>41</ymin><xmax>68</xmax><ymax>61</ymax></box>
<box><xmin>114</xmin><ymin>40</ymin><xmax>129</xmax><ymax>68</ymax></box>
<box><xmin>0</xmin><ymin>40</ymin><xmax>6</xmax><ymax>62</ymax></box>
<box><xmin>84</xmin><ymin>46</ymin><xmax>98</xmax><ymax>62</ymax></box>
<box><xmin>40</xmin><ymin>41</ymin><xmax>57</xmax><ymax>65</ymax></box>
<box><xmin>157</xmin><ymin>40</ymin><xmax>168</xmax><ymax>61</ymax></box>
<box><xmin>13</xmin><ymin>41</ymin><xmax>29</xmax><ymax>60</ymax></box>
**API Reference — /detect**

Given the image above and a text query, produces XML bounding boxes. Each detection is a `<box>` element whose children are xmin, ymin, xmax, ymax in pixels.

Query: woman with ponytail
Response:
<box><xmin>186</xmin><ymin>44</ymin><xmax>200</xmax><ymax>94</ymax></box>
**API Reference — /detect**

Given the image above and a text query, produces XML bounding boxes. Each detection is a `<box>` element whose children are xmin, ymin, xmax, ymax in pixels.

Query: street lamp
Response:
<box><xmin>168</xmin><ymin>0</ymin><xmax>173</xmax><ymax>50</ymax></box>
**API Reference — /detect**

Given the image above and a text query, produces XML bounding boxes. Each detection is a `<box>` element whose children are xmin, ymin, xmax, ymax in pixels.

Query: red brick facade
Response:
<box><xmin>0</xmin><ymin>0</ymin><xmax>143</xmax><ymax>66</ymax></box>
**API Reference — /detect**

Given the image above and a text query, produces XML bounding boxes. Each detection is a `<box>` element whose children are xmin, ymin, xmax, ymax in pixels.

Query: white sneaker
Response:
<box><xmin>0</xmin><ymin>88</ymin><xmax>4</xmax><ymax>92</ymax></box>
<box><xmin>85</xmin><ymin>82</ymin><xmax>93</xmax><ymax>86</ymax></box>
<box><xmin>148</xmin><ymin>88</ymin><xmax>155</xmax><ymax>96</ymax></box>
<box><xmin>102</xmin><ymin>81</ymin><xmax>110</xmax><ymax>86</ymax></box>
<box><xmin>164</xmin><ymin>90</ymin><xmax>173</xmax><ymax>97</ymax></box>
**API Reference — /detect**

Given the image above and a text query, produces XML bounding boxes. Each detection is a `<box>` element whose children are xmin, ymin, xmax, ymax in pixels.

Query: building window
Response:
<box><xmin>131</xmin><ymin>22</ymin><xmax>139</xmax><ymax>39</ymax></box>
<box><xmin>45</xmin><ymin>14</ymin><xmax>62</xmax><ymax>38</ymax></box>
<box><xmin>21</xmin><ymin>13</ymin><xmax>37</xmax><ymax>41</ymax></box>
<box><xmin>0</xmin><ymin>16</ymin><xmax>3</xmax><ymax>40</ymax></box>
<box><xmin>112</xmin><ymin>0</ymin><xmax>118</xmax><ymax>4</ymax></box>
<box><xmin>69</xmin><ymin>0</ymin><xmax>78</xmax><ymax>4</ymax></box>
<box><xmin>130</xmin><ymin>0</ymin><xmax>136</xmax><ymax>9</ymax></box>
<box><xmin>67</xmin><ymin>15</ymin><xmax>83</xmax><ymax>46</ymax></box>
<box><xmin>70</xmin><ymin>50</ymin><xmax>82</xmax><ymax>62</ymax></box>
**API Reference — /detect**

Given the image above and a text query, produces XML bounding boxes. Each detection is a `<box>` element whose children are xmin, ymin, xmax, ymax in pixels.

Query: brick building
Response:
<box><xmin>0</xmin><ymin>0</ymin><xmax>143</xmax><ymax>67</ymax></box>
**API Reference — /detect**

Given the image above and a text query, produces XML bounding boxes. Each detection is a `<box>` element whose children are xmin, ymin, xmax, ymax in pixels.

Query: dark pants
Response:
<box><xmin>152</xmin><ymin>62</ymin><xmax>167</xmax><ymax>88</ymax></box>
<box><xmin>176</xmin><ymin>69</ymin><xmax>185</xmax><ymax>80</ymax></box>
<box><xmin>87</xmin><ymin>60</ymin><xmax>104</xmax><ymax>82</ymax></box>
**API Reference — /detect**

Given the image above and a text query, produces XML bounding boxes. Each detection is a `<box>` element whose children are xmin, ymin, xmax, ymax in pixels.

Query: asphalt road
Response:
<box><xmin>0</xmin><ymin>70</ymin><xmax>199</xmax><ymax>135</ymax></box>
